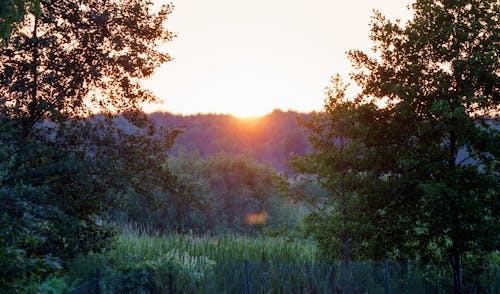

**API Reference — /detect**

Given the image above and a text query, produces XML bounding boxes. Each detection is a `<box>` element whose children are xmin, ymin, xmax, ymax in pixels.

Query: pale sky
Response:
<box><xmin>143</xmin><ymin>0</ymin><xmax>414</xmax><ymax>117</ymax></box>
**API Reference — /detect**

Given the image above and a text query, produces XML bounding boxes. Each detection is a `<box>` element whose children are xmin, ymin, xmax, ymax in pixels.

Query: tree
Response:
<box><xmin>202</xmin><ymin>153</ymin><xmax>280</xmax><ymax>230</ymax></box>
<box><xmin>291</xmin><ymin>76</ymin><xmax>375</xmax><ymax>291</ymax></box>
<box><xmin>1</xmin><ymin>0</ymin><xmax>175</xmax><ymax>130</ymax></box>
<box><xmin>349</xmin><ymin>1</ymin><xmax>499</xmax><ymax>292</ymax></box>
<box><xmin>0</xmin><ymin>0</ymin><xmax>26</xmax><ymax>45</ymax></box>
<box><xmin>0</xmin><ymin>0</ymin><xmax>180</xmax><ymax>287</ymax></box>
<box><xmin>298</xmin><ymin>0</ymin><xmax>499</xmax><ymax>292</ymax></box>
<box><xmin>165</xmin><ymin>150</ymin><xmax>302</xmax><ymax>233</ymax></box>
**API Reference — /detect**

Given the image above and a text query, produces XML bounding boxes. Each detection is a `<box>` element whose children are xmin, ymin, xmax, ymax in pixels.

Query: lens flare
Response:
<box><xmin>244</xmin><ymin>212</ymin><xmax>268</xmax><ymax>225</ymax></box>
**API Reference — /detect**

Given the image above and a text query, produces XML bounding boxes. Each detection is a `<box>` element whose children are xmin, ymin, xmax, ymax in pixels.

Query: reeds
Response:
<box><xmin>67</xmin><ymin>231</ymin><xmax>500</xmax><ymax>293</ymax></box>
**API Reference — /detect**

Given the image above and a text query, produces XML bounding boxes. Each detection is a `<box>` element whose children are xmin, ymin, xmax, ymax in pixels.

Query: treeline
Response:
<box><xmin>114</xmin><ymin>149</ymin><xmax>307</xmax><ymax>234</ymax></box>
<box><xmin>148</xmin><ymin>110</ymin><xmax>313</xmax><ymax>171</ymax></box>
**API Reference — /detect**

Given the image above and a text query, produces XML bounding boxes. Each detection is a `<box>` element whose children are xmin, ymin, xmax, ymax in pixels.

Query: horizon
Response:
<box><xmin>147</xmin><ymin>107</ymin><xmax>316</xmax><ymax>118</ymax></box>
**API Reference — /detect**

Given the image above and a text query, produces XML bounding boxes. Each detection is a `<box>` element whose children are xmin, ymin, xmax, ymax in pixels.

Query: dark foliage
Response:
<box><xmin>117</xmin><ymin>149</ymin><xmax>305</xmax><ymax>233</ymax></box>
<box><xmin>293</xmin><ymin>1</ymin><xmax>499</xmax><ymax>293</ymax></box>
<box><xmin>149</xmin><ymin>109</ymin><xmax>313</xmax><ymax>172</ymax></box>
<box><xmin>0</xmin><ymin>0</ymin><xmax>183</xmax><ymax>289</ymax></box>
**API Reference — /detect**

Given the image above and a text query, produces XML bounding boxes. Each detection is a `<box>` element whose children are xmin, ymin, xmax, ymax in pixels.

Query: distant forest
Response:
<box><xmin>149</xmin><ymin>109</ymin><xmax>314</xmax><ymax>171</ymax></box>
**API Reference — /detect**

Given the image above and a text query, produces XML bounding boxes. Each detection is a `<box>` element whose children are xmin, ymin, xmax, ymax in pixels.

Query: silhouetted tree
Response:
<box><xmin>0</xmin><ymin>0</ymin><xmax>180</xmax><ymax>288</ymax></box>
<box><xmin>1</xmin><ymin>0</ymin><xmax>174</xmax><ymax>129</ymax></box>
<box><xmin>296</xmin><ymin>1</ymin><xmax>499</xmax><ymax>292</ymax></box>
<box><xmin>349</xmin><ymin>1</ymin><xmax>499</xmax><ymax>292</ymax></box>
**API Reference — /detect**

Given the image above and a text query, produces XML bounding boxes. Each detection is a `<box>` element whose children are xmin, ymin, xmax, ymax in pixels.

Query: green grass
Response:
<box><xmin>65</xmin><ymin>232</ymin><xmax>500</xmax><ymax>293</ymax></box>
<box><xmin>66</xmin><ymin>231</ymin><xmax>320</xmax><ymax>292</ymax></box>
<box><xmin>112</xmin><ymin>230</ymin><xmax>318</xmax><ymax>263</ymax></box>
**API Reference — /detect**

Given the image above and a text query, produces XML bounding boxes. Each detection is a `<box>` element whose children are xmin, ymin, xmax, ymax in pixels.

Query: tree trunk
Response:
<box><xmin>451</xmin><ymin>253</ymin><xmax>463</xmax><ymax>294</ymax></box>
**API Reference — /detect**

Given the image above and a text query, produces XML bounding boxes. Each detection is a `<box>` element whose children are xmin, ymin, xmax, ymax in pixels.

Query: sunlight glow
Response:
<box><xmin>244</xmin><ymin>212</ymin><xmax>268</xmax><ymax>225</ymax></box>
<box><xmin>143</xmin><ymin>0</ymin><xmax>414</xmax><ymax>117</ymax></box>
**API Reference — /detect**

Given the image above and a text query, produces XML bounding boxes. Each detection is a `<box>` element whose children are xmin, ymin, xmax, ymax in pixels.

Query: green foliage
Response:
<box><xmin>112</xmin><ymin>231</ymin><xmax>317</xmax><ymax>266</ymax></box>
<box><xmin>0</xmin><ymin>0</ymin><xmax>182</xmax><ymax>289</ymax></box>
<box><xmin>115</xmin><ymin>149</ymin><xmax>308</xmax><ymax>234</ymax></box>
<box><xmin>151</xmin><ymin>150</ymin><xmax>306</xmax><ymax>233</ymax></box>
<box><xmin>295</xmin><ymin>0</ymin><xmax>499</xmax><ymax>292</ymax></box>
<box><xmin>349</xmin><ymin>0</ymin><xmax>500</xmax><ymax>261</ymax></box>
<box><xmin>9</xmin><ymin>275</ymin><xmax>68</xmax><ymax>294</ymax></box>
<box><xmin>290</xmin><ymin>76</ymin><xmax>376</xmax><ymax>261</ymax></box>
<box><xmin>66</xmin><ymin>232</ymin><xmax>500</xmax><ymax>293</ymax></box>
<box><xmin>150</xmin><ymin>109</ymin><xmax>314</xmax><ymax>171</ymax></box>
<box><xmin>0</xmin><ymin>0</ymin><xmax>27</xmax><ymax>46</ymax></box>
<box><xmin>1</xmin><ymin>0</ymin><xmax>175</xmax><ymax>127</ymax></box>
<box><xmin>0</xmin><ymin>125</ymin><xmax>118</xmax><ymax>288</ymax></box>
<box><xmin>203</xmin><ymin>152</ymin><xmax>279</xmax><ymax>226</ymax></box>
<box><xmin>66</xmin><ymin>231</ymin><xmax>315</xmax><ymax>292</ymax></box>
<box><xmin>111</xmin><ymin>255</ymin><xmax>202</xmax><ymax>293</ymax></box>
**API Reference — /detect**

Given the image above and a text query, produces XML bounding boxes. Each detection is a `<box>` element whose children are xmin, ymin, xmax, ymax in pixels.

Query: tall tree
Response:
<box><xmin>292</xmin><ymin>76</ymin><xmax>374</xmax><ymax>262</ymax></box>
<box><xmin>352</xmin><ymin>1</ymin><xmax>500</xmax><ymax>292</ymax></box>
<box><xmin>298</xmin><ymin>0</ymin><xmax>499</xmax><ymax>292</ymax></box>
<box><xmin>0</xmin><ymin>0</ymin><xmax>180</xmax><ymax>287</ymax></box>
<box><xmin>291</xmin><ymin>76</ymin><xmax>375</xmax><ymax>291</ymax></box>
<box><xmin>1</xmin><ymin>0</ymin><xmax>174</xmax><ymax>130</ymax></box>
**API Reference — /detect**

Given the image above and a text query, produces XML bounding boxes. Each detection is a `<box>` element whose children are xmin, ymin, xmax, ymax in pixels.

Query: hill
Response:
<box><xmin>149</xmin><ymin>109</ymin><xmax>313</xmax><ymax>171</ymax></box>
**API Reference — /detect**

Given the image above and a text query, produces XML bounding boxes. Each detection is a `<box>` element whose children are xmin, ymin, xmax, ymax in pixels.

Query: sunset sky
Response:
<box><xmin>143</xmin><ymin>0</ymin><xmax>414</xmax><ymax>117</ymax></box>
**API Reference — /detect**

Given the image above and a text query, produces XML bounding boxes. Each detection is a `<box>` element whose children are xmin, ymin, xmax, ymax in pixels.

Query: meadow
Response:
<box><xmin>2</xmin><ymin>1</ymin><xmax>498</xmax><ymax>293</ymax></box>
<box><xmin>18</xmin><ymin>231</ymin><xmax>490</xmax><ymax>293</ymax></box>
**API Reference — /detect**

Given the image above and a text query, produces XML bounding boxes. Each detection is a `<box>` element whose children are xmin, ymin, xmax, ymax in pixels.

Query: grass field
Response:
<box><xmin>66</xmin><ymin>231</ymin><xmax>322</xmax><ymax>292</ymax></box>
<box><xmin>59</xmin><ymin>231</ymin><xmax>499</xmax><ymax>293</ymax></box>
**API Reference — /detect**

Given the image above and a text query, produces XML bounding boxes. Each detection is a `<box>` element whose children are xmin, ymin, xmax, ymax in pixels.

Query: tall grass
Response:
<box><xmin>67</xmin><ymin>231</ymin><xmax>500</xmax><ymax>293</ymax></box>
<box><xmin>112</xmin><ymin>230</ymin><xmax>318</xmax><ymax>264</ymax></box>
<box><xmin>67</xmin><ymin>230</ymin><xmax>319</xmax><ymax>292</ymax></box>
